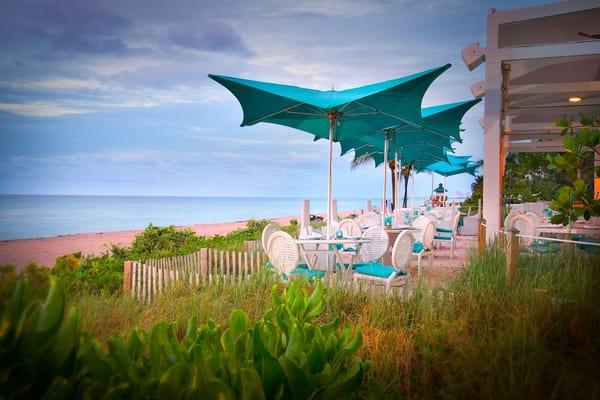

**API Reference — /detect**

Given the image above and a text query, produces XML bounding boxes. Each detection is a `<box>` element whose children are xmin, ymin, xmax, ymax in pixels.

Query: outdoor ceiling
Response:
<box><xmin>503</xmin><ymin>53</ymin><xmax>600</xmax><ymax>152</ymax></box>
<box><xmin>498</xmin><ymin>7</ymin><xmax>600</xmax><ymax>48</ymax></box>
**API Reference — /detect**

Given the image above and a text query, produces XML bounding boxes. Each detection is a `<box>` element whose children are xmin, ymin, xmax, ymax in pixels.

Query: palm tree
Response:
<box><xmin>351</xmin><ymin>153</ymin><xmax>413</xmax><ymax>210</ymax></box>
<box><xmin>400</xmin><ymin>163</ymin><xmax>412</xmax><ymax>208</ymax></box>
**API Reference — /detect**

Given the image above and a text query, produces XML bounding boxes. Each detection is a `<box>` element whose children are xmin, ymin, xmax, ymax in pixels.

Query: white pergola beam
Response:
<box><xmin>506</xmin><ymin>132</ymin><xmax>563</xmax><ymax>140</ymax></box>
<box><xmin>490</xmin><ymin>0</ymin><xmax>599</xmax><ymax>25</ymax></box>
<box><xmin>510</xmin><ymin>81</ymin><xmax>600</xmax><ymax>95</ymax></box>
<box><xmin>490</xmin><ymin>40</ymin><xmax>600</xmax><ymax>63</ymax></box>
<box><xmin>507</xmin><ymin>103</ymin><xmax>600</xmax><ymax>116</ymax></box>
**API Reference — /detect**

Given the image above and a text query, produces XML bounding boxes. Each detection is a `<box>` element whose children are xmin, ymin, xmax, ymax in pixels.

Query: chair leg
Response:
<box><xmin>417</xmin><ymin>254</ymin><xmax>422</xmax><ymax>278</ymax></box>
<box><xmin>450</xmin><ymin>239</ymin><xmax>454</xmax><ymax>259</ymax></box>
<box><xmin>428</xmin><ymin>252</ymin><xmax>433</xmax><ymax>270</ymax></box>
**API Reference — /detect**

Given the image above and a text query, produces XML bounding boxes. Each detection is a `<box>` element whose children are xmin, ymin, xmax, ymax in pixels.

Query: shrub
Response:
<box><xmin>0</xmin><ymin>279</ymin><xmax>364</xmax><ymax>399</ymax></box>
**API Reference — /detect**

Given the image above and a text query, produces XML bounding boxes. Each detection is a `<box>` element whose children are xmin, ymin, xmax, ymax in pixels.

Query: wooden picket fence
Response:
<box><xmin>123</xmin><ymin>248</ymin><xmax>267</xmax><ymax>303</ymax></box>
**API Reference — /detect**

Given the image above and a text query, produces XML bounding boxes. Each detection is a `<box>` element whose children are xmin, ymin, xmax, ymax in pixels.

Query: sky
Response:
<box><xmin>0</xmin><ymin>0</ymin><xmax>553</xmax><ymax>200</ymax></box>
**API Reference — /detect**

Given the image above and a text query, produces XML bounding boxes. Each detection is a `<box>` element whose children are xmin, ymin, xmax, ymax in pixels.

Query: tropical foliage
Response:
<box><xmin>0</xmin><ymin>278</ymin><xmax>364</xmax><ymax>399</ymax></box>
<box><xmin>547</xmin><ymin>114</ymin><xmax>600</xmax><ymax>225</ymax></box>
<box><xmin>503</xmin><ymin>152</ymin><xmax>569</xmax><ymax>203</ymax></box>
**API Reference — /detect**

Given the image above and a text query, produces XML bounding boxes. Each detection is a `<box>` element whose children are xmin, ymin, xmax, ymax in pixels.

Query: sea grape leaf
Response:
<box><xmin>279</xmin><ymin>355</ymin><xmax>312</xmax><ymax>400</ymax></box>
<box><xmin>36</xmin><ymin>278</ymin><xmax>65</xmax><ymax>342</ymax></box>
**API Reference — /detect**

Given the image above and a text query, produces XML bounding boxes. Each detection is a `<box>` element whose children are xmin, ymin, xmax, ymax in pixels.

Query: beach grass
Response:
<box><xmin>24</xmin><ymin>247</ymin><xmax>591</xmax><ymax>398</ymax></box>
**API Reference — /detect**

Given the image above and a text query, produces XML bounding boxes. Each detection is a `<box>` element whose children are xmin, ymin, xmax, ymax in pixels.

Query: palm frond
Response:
<box><xmin>351</xmin><ymin>153</ymin><xmax>374</xmax><ymax>170</ymax></box>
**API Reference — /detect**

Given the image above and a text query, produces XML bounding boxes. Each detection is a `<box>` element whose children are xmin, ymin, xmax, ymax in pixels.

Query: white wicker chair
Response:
<box><xmin>512</xmin><ymin>214</ymin><xmax>535</xmax><ymax>247</ymax></box>
<box><xmin>412</xmin><ymin>215</ymin><xmax>430</xmax><ymax>231</ymax></box>
<box><xmin>425</xmin><ymin>212</ymin><xmax>438</xmax><ymax>223</ymax></box>
<box><xmin>360</xmin><ymin>226</ymin><xmax>389</xmax><ymax>262</ymax></box>
<box><xmin>433</xmin><ymin>212</ymin><xmax>460</xmax><ymax>258</ymax></box>
<box><xmin>504</xmin><ymin>209</ymin><xmax>524</xmax><ymax>230</ymax></box>
<box><xmin>266</xmin><ymin>231</ymin><xmax>299</xmax><ymax>277</ymax></box>
<box><xmin>338</xmin><ymin>219</ymin><xmax>362</xmax><ymax>237</ymax></box>
<box><xmin>267</xmin><ymin>231</ymin><xmax>325</xmax><ymax>280</ymax></box>
<box><xmin>353</xmin><ymin>230</ymin><xmax>414</xmax><ymax>292</ymax></box>
<box><xmin>413</xmin><ymin>221</ymin><xmax>435</xmax><ymax>277</ymax></box>
<box><xmin>357</xmin><ymin>211</ymin><xmax>380</xmax><ymax>228</ymax></box>
<box><xmin>525</xmin><ymin>211</ymin><xmax>541</xmax><ymax>229</ymax></box>
<box><xmin>261</xmin><ymin>222</ymin><xmax>282</xmax><ymax>257</ymax></box>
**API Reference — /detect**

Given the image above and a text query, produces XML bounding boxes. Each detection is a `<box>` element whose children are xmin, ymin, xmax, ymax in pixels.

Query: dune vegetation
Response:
<box><xmin>1</xmin><ymin>223</ymin><xmax>599</xmax><ymax>398</ymax></box>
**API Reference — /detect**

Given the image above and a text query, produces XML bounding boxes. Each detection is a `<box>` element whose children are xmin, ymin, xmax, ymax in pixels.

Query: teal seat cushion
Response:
<box><xmin>532</xmin><ymin>242</ymin><xmax>560</xmax><ymax>254</ymax></box>
<box><xmin>342</xmin><ymin>247</ymin><xmax>357</xmax><ymax>253</ymax></box>
<box><xmin>413</xmin><ymin>241</ymin><xmax>424</xmax><ymax>253</ymax></box>
<box><xmin>297</xmin><ymin>262</ymin><xmax>309</xmax><ymax>269</ymax></box>
<box><xmin>290</xmin><ymin>268</ymin><xmax>326</xmax><ymax>279</ymax></box>
<box><xmin>354</xmin><ymin>262</ymin><xmax>405</xmax><ymax>279</ymax></box>
<box><xmin>572</xmin><ymin>236</ymin><xmax>600</xmax><ymax>254</ymax></box>
<box><xmin>436</xmin><ymin>227</ymin><xmax>453</xmax><ymax>233</ymax></box>
<box><xmin>434</xmin><ymin>234</ymin><xmax>452</xmax><ymax>240</ymax></box>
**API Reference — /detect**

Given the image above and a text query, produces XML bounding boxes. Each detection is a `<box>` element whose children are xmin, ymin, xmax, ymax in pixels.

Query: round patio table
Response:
<box><xmin>295</xmin><ymin>238</ymin><xmax>371</xmax><ymax>280</ymax></box>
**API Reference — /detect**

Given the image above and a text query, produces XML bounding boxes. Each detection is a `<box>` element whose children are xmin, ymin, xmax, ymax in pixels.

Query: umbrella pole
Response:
<box><xmin>327</xmin><ymin>115</ymin><xmax>336</xmax><ymax>239</ymax></box>
<box><xmin>444</xmin><ymin>175</ymin><xmax>448</xmax><ymax>207</ymax></box>
<box><xmin>398</xmin><ymin>148</ymin><xmax>402</xmax><ymax>211</ymax></box>
<box><xmin>411</xmin><ymin>166</ymin><xmax>415</xmax><ymax>209</ymax></box>
<box><xmin>394</xmin><ymin>150</ymin><xmax>399</xmax><ymax>212</ymax></box>
<box><xmin>382</xmin><ymin>132</ymin><xmax>389</xmax><ymax>224</ymax></box>
<box><xmin>431</xmin><ymin>173</ymin><xmax>434</xmax><ymax>204</ymax></box>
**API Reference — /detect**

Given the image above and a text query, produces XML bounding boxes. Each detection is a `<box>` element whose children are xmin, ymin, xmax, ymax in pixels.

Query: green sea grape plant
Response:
<box><xmin>0</xmin><ymin>278</ymin><xmax>364</xmax><ymax>399</ymax></box>
<box><xmin>547</xmin><ymin>114</ymin><xmax>600</xmax><ymax>225</ymax></box>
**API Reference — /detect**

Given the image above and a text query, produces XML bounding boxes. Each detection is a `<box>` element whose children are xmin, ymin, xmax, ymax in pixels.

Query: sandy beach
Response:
<box><xmin>0</xmin><ymin>215</ymin><xmax>303</xmax><ymax>268</ymax></box>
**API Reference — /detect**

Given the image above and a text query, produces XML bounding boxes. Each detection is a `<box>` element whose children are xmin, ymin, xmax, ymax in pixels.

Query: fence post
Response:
<box><xmin>123</xmin><ymin>261</ymin><xmax>133</xmax><ymax>295</ymax></box>
<box><xmin>506</xmin><ymin>228</ymin><xmax>520</xmax><ymax>283</ymax></box>
<box><xmin>478</xmin><ymin>218</ymin><xmax>486</xmax><ymax>256</ymax></box>
<box><xmin>200</xmin><ymin>248</ymin><xmax>209</xmax><ymax>278</ymax></box>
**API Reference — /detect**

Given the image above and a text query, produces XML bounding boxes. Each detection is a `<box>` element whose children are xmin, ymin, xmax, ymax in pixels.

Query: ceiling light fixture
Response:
<box><xmin>568</xmin><ymin>96</ymin><xmax>582</xmax><ymax>103</ymax></box>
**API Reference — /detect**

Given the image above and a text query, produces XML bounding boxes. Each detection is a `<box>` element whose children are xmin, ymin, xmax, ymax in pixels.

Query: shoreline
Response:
<box><xmin>0</xmin><ymin>212</ymin><xmax>354</xmax><ymax>269</ymax></box>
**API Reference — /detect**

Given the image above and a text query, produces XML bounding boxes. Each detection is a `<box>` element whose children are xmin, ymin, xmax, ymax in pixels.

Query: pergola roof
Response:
<box><xmin>495</xmin><ymin>3</ymin><xmax>600</xmax><ymax>153</ymax></box>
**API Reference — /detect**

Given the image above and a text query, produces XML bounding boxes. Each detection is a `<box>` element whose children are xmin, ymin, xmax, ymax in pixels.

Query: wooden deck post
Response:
<box><xmin>506</xmin><ymin>228</ymin><xmax>520</xmax><ymax>283</ymax></box>
<box><xmin>200</xmin><ymin>248</ymin><xmax>209</xmax><ymax>278</ymax></box>
<box><xmin>123</xmin><ymin>261</ymin><xmax>133</xmax><ymax>295</ymax></box>
<box><xmin>478</xmin><ymin>218</ymin><xmax>486</xmax><ymax>256</ymax></box>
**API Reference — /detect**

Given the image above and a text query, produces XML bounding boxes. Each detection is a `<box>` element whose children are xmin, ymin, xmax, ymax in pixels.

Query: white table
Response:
<box><xmin>295</xmin><ymin>238</ymin><xmax>370</xmax><ymax>279</ymax></box>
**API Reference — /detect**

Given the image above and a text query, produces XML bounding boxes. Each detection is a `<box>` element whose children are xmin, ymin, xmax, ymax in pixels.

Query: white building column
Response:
<box><xmin>482</xmin><ymin>10</ymin><xmax>503</xmax><ymax>240</ymax></box>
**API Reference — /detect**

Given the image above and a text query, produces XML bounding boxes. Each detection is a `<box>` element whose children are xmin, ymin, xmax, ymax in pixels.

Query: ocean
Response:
<box><xmin>0</xmin><ymin>195</ymin><xmax>371</xmax><ymax>240</ymax></box>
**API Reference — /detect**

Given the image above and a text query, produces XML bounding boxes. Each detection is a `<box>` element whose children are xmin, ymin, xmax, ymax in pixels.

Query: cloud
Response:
<box><xmin>1</xmin><ymin>0</ymin><xmax>134</xmax><ymax>59</ymax></box>
<box><xmin>0</xmin><ymin>102</ymin><xmax>86</xmax><ymax>117</ymax></box>
<box><xmin>0</xmin><ymin>78</ymin><xmax>109</xmax><ymax>91</ymax></box>
<box><xmin>211</xmin><ymin>150</ymin><xmax>322</xmax><ymax>169</ymax></box>
<box><xmin>7</xmin><ymin>149</ymin><xmax>207</xmax><ymax>166</ymax></box>
<box><xmin>167</xmin><ymin>22</ymin><xmax>252</xmax><ymax>55</ymax></box>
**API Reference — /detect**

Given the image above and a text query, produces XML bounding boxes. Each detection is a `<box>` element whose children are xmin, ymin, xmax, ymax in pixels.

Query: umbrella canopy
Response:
<box><xmin>424</xmin><ymin>160</ymin><xmax>482</xmax><ymax>177</ymax></box>
<box><xmin>342</xmin><ymin>98</ymin><xmax>480</xmax><ymax>214</ymax></box>
<box><xmin>209</xmin><ymin>64</ymin><xmax>450</xmax><ymax>142</ymax></box>
<box><xmin>339</xmin><ymin>99</ymin><xmax>481</xmax><ymax>157</ymax></box>
<box><xmin>447</xmin><ymin>154</ymin><xmax>472</xmax><ymax>166</ymax></box>
<box><xmin>209</xmin><ymin>64</ymin><xmax>451</xmax><ymax>237</ymax></box>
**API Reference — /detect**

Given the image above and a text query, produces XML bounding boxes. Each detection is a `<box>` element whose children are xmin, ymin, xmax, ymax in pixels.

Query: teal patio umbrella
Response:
<box><xmin>209</xmin><ymin>64</ymin><xmax>451</xmax><ymax>237</ymax></box>
<box><xmin>424</xmin><ymin>159</ymin><xmax>482</xmax><ymax>203</ymax></box>
<box><xmin>340</xmin><ymin>99</ymin><xmax>480</xmax><ymax>213</ymax></box>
